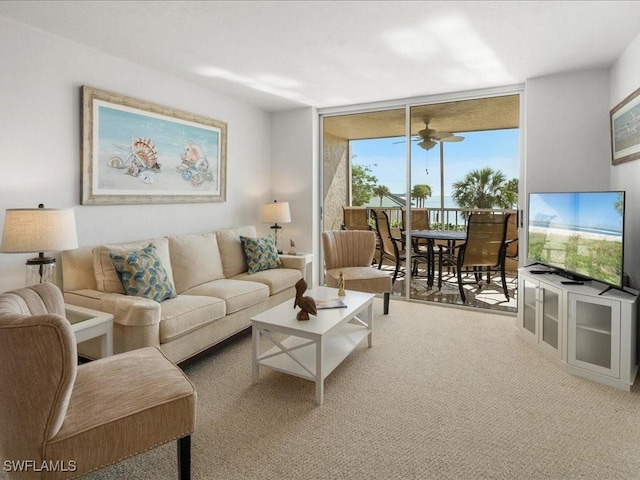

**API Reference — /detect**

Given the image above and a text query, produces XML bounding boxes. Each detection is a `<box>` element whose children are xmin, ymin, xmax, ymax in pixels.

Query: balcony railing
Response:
<box><xmin>343</xmin><ymin>206</ymin><xmax>517</xmax><ymax>232</ymax></box>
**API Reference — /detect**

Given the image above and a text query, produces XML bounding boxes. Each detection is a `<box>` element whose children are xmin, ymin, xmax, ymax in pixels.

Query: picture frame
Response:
<box><xmin>82</xmin><ymin>86</ymin><xmax>227</xmax><ymax>204</ymax></box>
<box><xmin>610</xmin><ymin>85</ymin><xmax>640</xmax><ymax>165</ymax></box>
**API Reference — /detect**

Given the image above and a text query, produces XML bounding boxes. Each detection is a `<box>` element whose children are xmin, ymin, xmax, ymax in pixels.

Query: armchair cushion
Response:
<box><xmin>325</xmin><ymin>266</ymin><xmax>392</xmax><ymax>295</ymax></box>
<box><xmin>46</xmin><ymin>347</ymin><xmax>196</xmax><ymax>478</ymax></box>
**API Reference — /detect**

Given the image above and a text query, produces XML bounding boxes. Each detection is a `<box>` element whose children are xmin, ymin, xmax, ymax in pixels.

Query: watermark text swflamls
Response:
<box><xmin>3</xmin><ymin>459</ymin><xmax>77</xmax><ymax>473</ymax></box>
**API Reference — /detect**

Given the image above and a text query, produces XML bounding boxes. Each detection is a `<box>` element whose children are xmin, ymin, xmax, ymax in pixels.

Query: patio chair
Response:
<box><xmin>0</xmin><ymin>282</ymin><xmax>197</xmax><ymax>480</ymax></box>
<box><xmin>401</xmin><ymin>208</ymin><xmax>430</xmax><ymax>231</ymax></box>
<box><xmin>322</xmin><ymin>230</ymin><xmax>393</xmax><ymax>314</ymax></box>
<box><xmin>341</xmin><ymin>206</ymin><xmax>370</xmax><ymax>230</ymax></box>
<box><xmin>504</xmin><ymin>212</ymin><xmax>519</xmax><ymax>277</ymax></box>
<box><xmin>370</xmin><ymin>209</ymin><xmax>429</xmax><ymax>283</ymax></box>
<box><xmin>438</xmin><ymin>213</ymin><xmax>511</xmax><ymax>303</ymax></box>
<box><xmin>401</xmin><ymin>208</ymin><xmax>431</xmax><ymax>257</ymax></box>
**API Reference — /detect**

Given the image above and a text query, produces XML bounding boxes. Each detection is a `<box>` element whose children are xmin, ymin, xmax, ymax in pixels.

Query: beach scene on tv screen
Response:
<box><xmin>528</xmin><ymin>192</ymin><xmax>624</xmax><ymax>285</ymax></box>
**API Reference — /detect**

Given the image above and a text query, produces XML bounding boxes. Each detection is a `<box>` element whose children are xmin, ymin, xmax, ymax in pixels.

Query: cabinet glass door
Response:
<box><xmin>539</xmin><ymin>284</ymin><xmax>561</xmax><ymax>356</ymax></box>
<box><xmin>569</xmin><ymin>295</ymin><xmax>620</xmax><ymax>378</ymax></box>
<box><xmin>521</xmin><ymin>277</ymin><xmax>537</xmax><ymax>336</ymax></box>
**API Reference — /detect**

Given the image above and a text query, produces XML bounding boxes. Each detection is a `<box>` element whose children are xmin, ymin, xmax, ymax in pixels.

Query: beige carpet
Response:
<box><xmin>79</xmin><ymin>298</ymin><xmax>640</xmax><ymax>480</ymax></box>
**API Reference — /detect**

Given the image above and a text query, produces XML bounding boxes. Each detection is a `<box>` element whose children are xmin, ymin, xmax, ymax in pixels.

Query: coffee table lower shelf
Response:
<box><xmin>257</xmin><ymin>323</ymin><xmax>370</xmax><ymax>381</ymax></box>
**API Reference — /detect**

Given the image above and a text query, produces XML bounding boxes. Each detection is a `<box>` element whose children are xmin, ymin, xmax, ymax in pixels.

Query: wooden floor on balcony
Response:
<box><xmin>378</xmin><ymin>262</ymin><xmax>518</xmax><ymax>314</ymax></box>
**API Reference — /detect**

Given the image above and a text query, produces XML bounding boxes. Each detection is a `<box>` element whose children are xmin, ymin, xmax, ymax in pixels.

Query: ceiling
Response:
<box><xmin>323</xmin><ymin>95</ymin><xmax>520</xmax><ymax>140</ymax></box>
<box><xmin>2</xmin><ymin>1</ymin><xmax>640</xmax><ymax>113</ymax></box>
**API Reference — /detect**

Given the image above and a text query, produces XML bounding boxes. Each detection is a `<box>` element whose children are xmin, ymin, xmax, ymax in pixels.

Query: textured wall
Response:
<box><xmin>322</xmin><ymin>133</ymin><xmax>349</xmax><ymax>232</ymax></box>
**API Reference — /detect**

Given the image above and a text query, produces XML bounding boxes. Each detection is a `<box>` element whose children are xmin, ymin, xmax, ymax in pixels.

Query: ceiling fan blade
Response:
<box><xmin>441</xmin><ymin>135</ymin><xmax>465</xmax><ymax>142</ymax></box>
<box><xmin>392</xmin><ymin>136</ymin><xmax>420</xmax><ymax>144</ymax></box>
<box><xmin>430</xmin><ymin>131</ymin><xmax>454</xmax><ymax>140</ymax></box>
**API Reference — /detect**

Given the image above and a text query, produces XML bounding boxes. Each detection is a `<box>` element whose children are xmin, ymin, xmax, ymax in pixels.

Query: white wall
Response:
<box><xmin>271</xmin><ymin>108</ymin><xmax>319</xmax><ymax>286</ymax></box>
<box><xmin>0</xmin><ymin>17</ymin><xmax>274</xmax><ymax>293</ymax></box>
<box><xmin>524</xmin><ymin>69</ymin><xmax>611</xmax><ymax>194</ymax></box>
<box><xmin>610</xmin><ymin>32</ymin><xmax>640</xmax><ymax>288</ymax></box>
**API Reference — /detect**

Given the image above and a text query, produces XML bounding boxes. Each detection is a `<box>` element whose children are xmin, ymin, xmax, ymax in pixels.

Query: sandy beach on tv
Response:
<box><xmin>530</xmin><ymin>226</ymin><xmax>622</xmax><ymax>242</ymax></box>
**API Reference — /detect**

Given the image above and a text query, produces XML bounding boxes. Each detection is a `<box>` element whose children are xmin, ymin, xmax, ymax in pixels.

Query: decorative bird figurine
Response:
<box><xmin>294</xmin><ymin>278</ymin><xmax>317</xmax><ymax>321</ymax></box>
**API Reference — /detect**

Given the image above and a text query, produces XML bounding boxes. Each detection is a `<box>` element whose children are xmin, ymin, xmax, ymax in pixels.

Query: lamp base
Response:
<box><xmin>270</xmin><ymin>224</ymin><xmax>283</xmax><ymax>255</ymax></box>
<box><xmin>25</xmin><ymin>257</ymin><xmax>56</xmax><ymax>286</ymax></box>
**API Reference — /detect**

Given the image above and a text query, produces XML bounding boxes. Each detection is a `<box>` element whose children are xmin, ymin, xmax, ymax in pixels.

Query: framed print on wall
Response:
<box><xmin>82</xmin><ymin>86</ymin><xmax>227</xmax><ymax>204</ymax></box>
<box><xmin>610</xmin><ymin>85</ymin><xmax>640</xmax><ymax>166</ymax></box>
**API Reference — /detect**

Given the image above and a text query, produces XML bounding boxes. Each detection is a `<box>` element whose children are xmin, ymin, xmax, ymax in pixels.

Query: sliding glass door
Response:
<box><xmin>321</xmin><ymin>90</ymin><xmax>521</xmax><ymax>312</ymax></box>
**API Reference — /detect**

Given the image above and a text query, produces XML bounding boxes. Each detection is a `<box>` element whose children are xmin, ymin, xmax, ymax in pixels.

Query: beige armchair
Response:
<box><xmin>322</xmin><ymin>230</ymin><xmax>393</xmax><ymax>314</ymax></box>
<box><xmin>0</xmin><ymin>283</ymin><xmax>196</xmax><ymax>479</ymax></box>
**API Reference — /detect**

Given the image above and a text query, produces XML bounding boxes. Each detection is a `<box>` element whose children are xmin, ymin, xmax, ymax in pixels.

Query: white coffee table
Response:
<box><xmin>251</xmin><ymin>286</ymin><xmax>374</xmax><ymax>405</ymax></box>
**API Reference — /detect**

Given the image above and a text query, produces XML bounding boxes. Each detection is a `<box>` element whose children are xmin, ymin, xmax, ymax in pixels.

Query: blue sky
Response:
<box><xmin>529</xmin><ymin>191</ymin><xmax>624</xmax><ymax>232</ymax></box>
<box><xmin>351</xmin><ymin>128</ymin><xmax>519</xmax><ymax>197</ymax></box>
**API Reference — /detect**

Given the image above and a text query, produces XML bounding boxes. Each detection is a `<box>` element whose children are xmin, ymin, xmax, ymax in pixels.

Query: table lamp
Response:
<box><xmin>261</xmin><ymin>200</ymin><xmax>291</xmax><ymax>254</ymax></box>
<box><xmin>1</xmin><ymin>204</ymin><xmax>79</xmax><ymax>285</ymax></box>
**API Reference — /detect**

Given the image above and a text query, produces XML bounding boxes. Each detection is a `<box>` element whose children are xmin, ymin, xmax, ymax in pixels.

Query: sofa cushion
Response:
<box><xmin>93</xmin><ymin>238</ymin><xmax>173</xmax><ymax>294</ymax></box>
<box><xmin>168</xmin><ymin>232</ymin><xmax>224</xmax><ymax>293</ymax></box>
<box><xmin>159</xmin><ymin>294</ymin><xmax>226</xmax><ymax>343</ymax></box>
<box><xmin>240</xmin><ymin>236</ymin><xmax>282</xmax><ymax>274</ymax></box>
<box><xmin>233</xmin><ymin>268</ymin><xmax>302</xmax><ymax>295</ymax></box>
<box><xmin>215</xmin><ymin>226</ymin><xmax>257</xmax><ymax>278</ymax></box>
<box><xmin>110</xmin><ymin>245</ymin><xmax>177</xmax><ymax>302</ymax></box>
<box><xmin>181</xmin><ymin>279</ymin><xmax>269</xmax><ymax>314</ymax></box>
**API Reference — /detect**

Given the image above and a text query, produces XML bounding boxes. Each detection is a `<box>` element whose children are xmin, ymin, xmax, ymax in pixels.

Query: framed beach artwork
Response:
<box><xmin>610</xmin><ymin>85</ymin><xmax>640</xmax><ymax>165</ymax></box>
<box><xmin>81</xmin><ymin>86</ymin><xmax>227</xmax><ymax>204</ymax></box>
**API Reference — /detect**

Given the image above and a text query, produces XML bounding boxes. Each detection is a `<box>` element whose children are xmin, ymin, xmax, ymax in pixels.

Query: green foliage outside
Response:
<box><xmin>372</xmin><ymin>184</ymin><xmax>390</xmax><ymax>206</ymax></box>
<box><xmin>528</xmin><ymin>232</ymin><xmax>622</xmax><ymax>285</ymax></box>
<box><xmin>452</xmin><ymin>167</ymin><xmax>518</xmax><ymax>211</ymax></box>
<box><xmin>411</xmin><ymin>184</ymin><xmax>432</xmax><ymax>207</ymax></box>
<box><xmin>351</xmin><ymin>164</ymin><xmax>377</xmax><ymax>206</ymax></box>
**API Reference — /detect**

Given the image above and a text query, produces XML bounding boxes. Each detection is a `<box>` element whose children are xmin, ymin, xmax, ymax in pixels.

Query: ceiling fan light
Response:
<box><xmin>418</xmin><ymin>140</ymin><xmax>436</xmax><ymax>150</ymax></box>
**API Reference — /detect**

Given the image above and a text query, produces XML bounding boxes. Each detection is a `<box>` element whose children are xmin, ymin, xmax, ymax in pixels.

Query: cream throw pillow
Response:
<box><xmin>215</xmin><ymin>226</ymin><xmax>257</xmax><ymax>278</ymax></box>
<box><xmin>93</xmin><ymin>237</ymin><xmax>174</xmax><ymax>293</ymax></box>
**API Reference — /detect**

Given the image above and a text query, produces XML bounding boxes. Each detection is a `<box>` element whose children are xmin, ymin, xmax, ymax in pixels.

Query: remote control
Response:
<box><xmin>561</xmin><ymin>281</ymin><xmax>584</xmax><ymax>285</ymax></box>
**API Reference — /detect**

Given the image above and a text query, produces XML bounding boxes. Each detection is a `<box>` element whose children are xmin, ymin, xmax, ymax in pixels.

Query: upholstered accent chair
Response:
<box><xmin>322</xmin><ymin>230</ymin><xmax>393</xmax><ymax>314</ymax></box>
<box><xmin>0</xmin><ymin>283</ymin><xmax>196</xmax><ymax>480</ymax></box>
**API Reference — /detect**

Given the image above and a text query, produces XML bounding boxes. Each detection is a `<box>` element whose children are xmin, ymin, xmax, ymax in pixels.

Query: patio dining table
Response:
<box><xmin>405</xmin><ymin>230</ymin><xmax>467</xmax><ymax>288</ymax></box>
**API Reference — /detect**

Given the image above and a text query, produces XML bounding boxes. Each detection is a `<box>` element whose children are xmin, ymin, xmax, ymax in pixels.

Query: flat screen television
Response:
<box><xmin>527</xmin><ymin>191</ymin><xmax>625</xmax><ymax>288</ymax></box>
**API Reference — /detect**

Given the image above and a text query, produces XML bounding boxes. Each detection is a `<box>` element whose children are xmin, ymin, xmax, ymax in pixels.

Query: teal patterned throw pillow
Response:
<box><xmin>240</xmin><ymin>236</ymin><xmax>282</xmax><ymax>274</ymax></box>
<box><xmin>110</xmin><ymin>244</ymin><xmax>177</xmax><ymax>302</ymax></box>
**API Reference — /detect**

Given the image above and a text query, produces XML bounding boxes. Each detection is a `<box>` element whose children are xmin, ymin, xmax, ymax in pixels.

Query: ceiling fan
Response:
<box><xmin>414</xmin><ymin>121</ymin><xmax>465</xmax><ymax>150</ymax></box>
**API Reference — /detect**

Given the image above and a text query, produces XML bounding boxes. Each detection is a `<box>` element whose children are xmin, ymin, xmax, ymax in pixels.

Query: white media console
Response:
<box><xmin>517</xmin><ymin>265</ymin><xmax>638</xmax><ymax>391</ymax></box>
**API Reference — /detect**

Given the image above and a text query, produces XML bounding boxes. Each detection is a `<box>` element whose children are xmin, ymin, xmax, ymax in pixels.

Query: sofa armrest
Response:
<box><xmin>279</xmin><ymin>255</ymin><xmax>306</xmax><ymax>277</ymax></box>
<box><xmin>99</xmin><ymin>293</ymin><xmax>161</xmax><ymax>327</ymax></box>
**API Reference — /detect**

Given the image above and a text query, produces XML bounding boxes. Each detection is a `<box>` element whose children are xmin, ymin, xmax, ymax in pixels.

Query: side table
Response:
<box><xmin>65</xmin><ymin>304</ymin><xmax>114</xmax><ymax>358</ymax></box>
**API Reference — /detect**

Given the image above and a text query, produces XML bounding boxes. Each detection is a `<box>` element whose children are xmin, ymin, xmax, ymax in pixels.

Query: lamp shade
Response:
<box><xmin>1</xmin><ymin>207</ymin><xmax>79</xmax><ymax>254</ymax></box>
<box><xmin>261</xmin><ymin>201</ymin><xmax>291</xmax><ymax>225</ymax></box>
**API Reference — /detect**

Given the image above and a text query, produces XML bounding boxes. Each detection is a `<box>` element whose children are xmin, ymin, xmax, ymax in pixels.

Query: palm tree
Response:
<box><xmin>411</xmin><ymin>184</ymin><xmax>432</xmax><ymax>207</ymax></box>
<box><xmin>452</xmin><ymin>167</ymin><xmax>517</xmax><ymax>211</ymax></box>
<box><xmin>372</xmin><ymin>184</ymin><xmax>390</xmax><ymax>206</ymax></box>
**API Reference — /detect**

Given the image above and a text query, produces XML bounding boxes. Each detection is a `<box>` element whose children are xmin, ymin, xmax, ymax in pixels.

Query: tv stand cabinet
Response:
<box><xmin>517</xmin><ymin>266</ymin><xmax>638</xmax><ymax>391</ymax></box>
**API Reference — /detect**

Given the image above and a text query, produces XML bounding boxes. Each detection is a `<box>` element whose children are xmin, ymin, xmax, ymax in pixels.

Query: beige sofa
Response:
<box><xmin>61</xmin><ymin>226</ymin><xmax>305</xmax><ymax>364</ymax></box>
